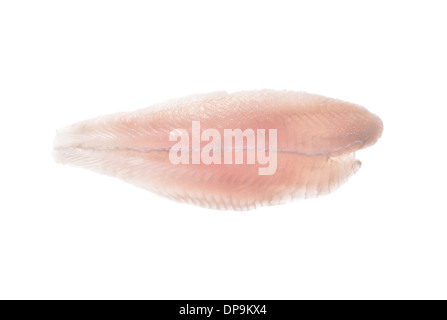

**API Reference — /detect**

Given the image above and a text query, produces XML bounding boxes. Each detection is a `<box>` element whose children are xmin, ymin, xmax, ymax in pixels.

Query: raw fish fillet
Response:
<box><xmin>54</xmin><ymin>90</ymin><xmax>383</xmax><ymax>210</ymax></box>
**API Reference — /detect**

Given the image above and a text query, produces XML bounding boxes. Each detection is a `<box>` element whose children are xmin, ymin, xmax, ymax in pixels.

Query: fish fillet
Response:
<box><xmin>54</xmin><ymin>90</ymin><xmax>383</xmax><ymax>210</ymax></box>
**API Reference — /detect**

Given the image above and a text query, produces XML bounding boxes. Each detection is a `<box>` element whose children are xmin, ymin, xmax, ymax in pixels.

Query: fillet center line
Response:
<box><xmin>57</xmin><ymin>143</ymin><xmax>363</xmax><ymax>157</ymax></box>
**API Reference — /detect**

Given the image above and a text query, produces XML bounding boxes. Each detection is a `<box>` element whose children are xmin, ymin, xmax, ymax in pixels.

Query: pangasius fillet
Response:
<box><xmin>54</xmin><ymin>90</ymin><xmax>383</xmax><ymax>210</ymax></box>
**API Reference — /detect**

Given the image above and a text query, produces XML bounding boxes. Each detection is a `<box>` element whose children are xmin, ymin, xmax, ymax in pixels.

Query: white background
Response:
<box><xmin>1</xmin><ymin>1</ymin><xmax>446</xmax><ymax>299</ymax></box>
